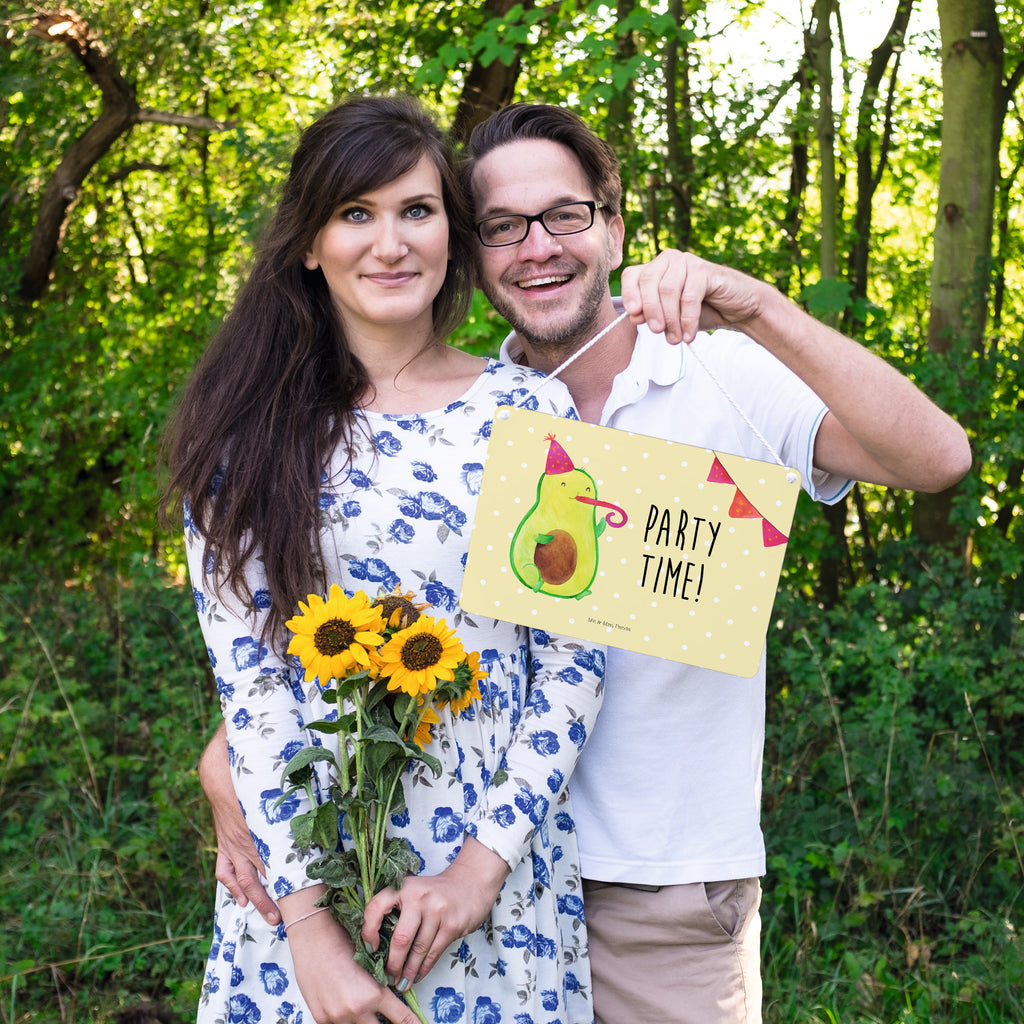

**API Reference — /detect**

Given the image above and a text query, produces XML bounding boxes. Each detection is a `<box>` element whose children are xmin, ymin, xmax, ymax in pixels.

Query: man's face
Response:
<box><xmin>470</xmin><ymin>138</ymin><xmax>624</xmax><ymax>354</ymax></box>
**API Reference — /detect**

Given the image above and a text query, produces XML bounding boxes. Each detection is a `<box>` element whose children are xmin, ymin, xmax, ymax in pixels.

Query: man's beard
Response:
<box><xmin>481</xmin><ymin>260</ymin><xmax>611</xmax><ymax>356</ymax></box>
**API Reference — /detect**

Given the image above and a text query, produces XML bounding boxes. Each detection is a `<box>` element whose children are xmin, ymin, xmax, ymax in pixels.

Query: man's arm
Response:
<box><xmin>621</xmin><ymin>251</ymin><xmax>972</xmax><ymax>492</ymax></box>
<box><xmin>198</xmin><ymin>721</ymin><xmax>282</xmax><ymax>925</ymax></box>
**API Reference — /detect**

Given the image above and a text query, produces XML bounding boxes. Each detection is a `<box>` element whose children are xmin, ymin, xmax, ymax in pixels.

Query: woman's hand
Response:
<box><xmin>281</xmin><ymin>891</ymin><xmax>423</xmax><ymax>1024</ymax></box>
<box><xmin>361</xmin><ymin>836</ymin><xmax>511</xmax><ymax>991</ymax></box>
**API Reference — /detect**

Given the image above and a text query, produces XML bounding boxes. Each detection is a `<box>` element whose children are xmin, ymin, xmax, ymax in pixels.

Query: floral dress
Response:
<box><xmin>190</xmin><ymin>360</ymin><xmax>606</xmax><ymax>1024</ymax></box>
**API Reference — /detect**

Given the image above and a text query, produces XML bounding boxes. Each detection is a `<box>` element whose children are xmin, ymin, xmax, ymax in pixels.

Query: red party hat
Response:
<box><xmin>544</xmin><ymin>434</ymin><xmax>575</xmax><ymax>474</ymax></box>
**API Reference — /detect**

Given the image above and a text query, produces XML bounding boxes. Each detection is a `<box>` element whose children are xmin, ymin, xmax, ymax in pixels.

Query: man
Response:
<box><xmin>201</xmin><ymin>104</ymin><xmax>970</xmax><ymax>1023</ymax></box>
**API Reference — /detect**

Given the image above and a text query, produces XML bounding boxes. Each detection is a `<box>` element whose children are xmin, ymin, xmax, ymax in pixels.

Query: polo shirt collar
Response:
<box><xmin>498</xmin><ymin>296</ymin><xmax>688</xmax><ymax>392</ymax></box>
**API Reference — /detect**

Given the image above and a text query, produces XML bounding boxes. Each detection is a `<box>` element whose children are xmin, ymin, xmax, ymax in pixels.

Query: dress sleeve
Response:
<box><xmin>185</xmin><ymin>511</ymin><xmax>325</xmax><ymax>898</ymax></box>
<box><xmin>465</xmin><ymin>631</ymin><xmax>606</xmax><ymax>870</ymax></box>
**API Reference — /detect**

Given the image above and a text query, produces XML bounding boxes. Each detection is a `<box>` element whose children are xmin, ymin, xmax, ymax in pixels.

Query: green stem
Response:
<box><xmin>371</xmin><ymin>695</ymin><xmax>429</xmax><ymax>874</ymax></box>
<box><xmin>372</xmin><ymin>770</ymin><xmax>404</xmax><ymax>876</ymax></box>
<box><xmin>336</xmin><ymin>715</ymin><xmax>352</xmax><ymax>792</ymax></box>
<box><xmin>351</xmin><ymin>683</ymin><xmax>374</xmax><ymax>903</ymax></box>
<box><xmin>401</xmin><ymin>985</ymin><xmax>430</xmax><ymax>1024</ymax></box>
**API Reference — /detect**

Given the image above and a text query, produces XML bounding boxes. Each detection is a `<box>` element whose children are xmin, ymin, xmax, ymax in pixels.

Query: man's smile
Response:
<box><xmin>515</xmin><ymin>274</ymin><xmax>573</xmax><ymax>290</ymax></box>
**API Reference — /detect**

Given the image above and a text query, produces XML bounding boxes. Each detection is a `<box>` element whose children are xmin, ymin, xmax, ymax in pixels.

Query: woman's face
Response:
<box><xmin>304</xmin><ymin>154</ymin><xmax>450</xmax><ymax>339</ymax></box>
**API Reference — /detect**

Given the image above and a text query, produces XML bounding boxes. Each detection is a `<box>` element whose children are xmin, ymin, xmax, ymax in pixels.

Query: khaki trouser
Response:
<box><xmin>582</xmin><ymin>878</ymin><xmax>762</xmax><ymax>1024</ymax></box>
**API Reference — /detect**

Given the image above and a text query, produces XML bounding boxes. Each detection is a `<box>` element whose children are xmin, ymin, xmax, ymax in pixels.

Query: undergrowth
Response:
<box><xmin>762</xmin><ymin>538</ymin><xmax>1024</xmax><ymax>1023</ymax></box>
<box><xmin>1</xmin><ymin>534</ymin><xmax>1020</xmax><ymax>1023</ymax></box>
<box><xmin>0</xmin><ymin>554</ymin><xmax>216</xmax><ymax>1023</ymax></box>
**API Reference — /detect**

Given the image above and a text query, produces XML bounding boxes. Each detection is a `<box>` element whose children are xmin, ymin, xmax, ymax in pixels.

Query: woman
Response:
<box><xmin>163</xmin><ymin>96</ymin><xmax>605</xmax><ymax>1024</ymax></box>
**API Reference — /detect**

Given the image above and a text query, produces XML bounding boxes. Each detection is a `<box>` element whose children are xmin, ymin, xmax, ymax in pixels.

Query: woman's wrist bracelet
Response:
<box><xmin>283</xmin><ymin>906</ymin><xmax>329</xmax><ymax>931</ymax></box>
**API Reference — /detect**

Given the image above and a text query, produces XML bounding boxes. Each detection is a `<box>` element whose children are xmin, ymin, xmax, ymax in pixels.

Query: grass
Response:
<box><xmin>0</xmin><ymin>557</ymin><xmax>213</xmax><ymax>1023</ymax></box>
<box><xmin>1</xmin><ymin>547</ymin><xmax>1020</xmax><ymax>1023</ymax></box>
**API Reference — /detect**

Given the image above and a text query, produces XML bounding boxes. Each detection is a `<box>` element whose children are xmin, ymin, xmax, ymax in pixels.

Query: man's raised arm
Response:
<box><xmin>621</xmin><ymin>250</ymin><xmax>971</xmax><ymax>492</ymax></box>
<box><xmin>199</xmin><ymin>722</ymin><xmax>282</xmax><ymax>926</ymax></box>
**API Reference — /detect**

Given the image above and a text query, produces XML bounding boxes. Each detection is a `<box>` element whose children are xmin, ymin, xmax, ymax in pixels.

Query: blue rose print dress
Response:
<box><xmin>190</xmin><ymin>360</ymin><xmax>606</xmax><ymax>1024</ymax></box>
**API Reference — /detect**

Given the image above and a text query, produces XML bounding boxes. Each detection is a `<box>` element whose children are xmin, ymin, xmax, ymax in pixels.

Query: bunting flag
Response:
<box><xmin>707</xmin><ymin>454</ymin><xmax>789</xmax><ymax>548</ymax></box>
<box><xmin>728</xmin><ymin>489</ymin><xmax>761</xmax><ymax>519</ymax></box>
<box><xmin>707</xmin><ymin>456</ymin><xmax>734</xmax><ymax>485</ymax></box>
<box><xmin>762</xmin><ymin>519</ymin><xmax>789</xmax><ymax>547</ymax></box>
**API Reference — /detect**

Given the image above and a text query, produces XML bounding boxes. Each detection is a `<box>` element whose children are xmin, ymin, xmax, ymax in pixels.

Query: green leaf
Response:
<box><xmin>332</xmin><ymin>787</ymin><xmax>358</xmax><ymax>815</ymax></box>
<box><xmin>309</xmin><ymin>849</ymin><xmax>362</xmax><ymax>890</ymax></box>
<box><xmin>311</xmin><ymin>800</ymin><xmax>341</xmax><ymax>850</ymax></box>
<box><xmin>362</xmin><ymin>738</ymin><xmax>410</xmax><ymax>781</ymax></box>
<box><xmin>800</xmin><ymin>277</ymin><xmax>853</xmax><ymax>320</ymax></box>
<box><xmin>353</xmin><ymin>941</ymin><xmax>388</xmax><ymax>984</ymax></box>
<box><xmin>409</xmin><ymin>747</ymin><xmax>443</xmax><ymax>778</ymax></box>
<box><xmin>363</xmin><ymin>681</ymin><xmax>397</xmax><ymax>715</ymax></box>
<box><xmin>303</xmin><ymin>717</ymin><xmax>351</xmax><ymax>734</ymax></box>
<box><xmin>335</xmin><ymin>669</ymin><xmax>373</xmax><ymax>701</ymax></box>
<box><xmin>281</xmin><ymin>745</ymin><xmax>337</xmax><ymax>788</ymax></box>
<box><xmin>438</xmin><ymin>42</ymin><xmax>471</xmax><ymax>66</ymax></box>
<box><xmin>379</xmin><ymin>837</ymin><xmax>422</xmax><ymax>891</ymax></box>
<box><xmin>479</xmin><ymin>41</ymin><xmax>517</xmax><ymax>67</ymax></box>
<box><xmin>288</xmin><ymin>808</ymin><xmax>319</xmax><ymax>849</ymax></box>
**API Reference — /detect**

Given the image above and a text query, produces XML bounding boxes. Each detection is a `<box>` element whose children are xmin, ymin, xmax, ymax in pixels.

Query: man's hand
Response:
<box><xmin>620</xmin><ymin>249</ymin><xmax>764</xmax><ymax>344</ymax></box>
<box><xmin>360</xmin><ymin>836</ymin><xmax>510</xmax><ymax>991</ymax></box>
<box><xmin>199</xmin><ymin>723</ymin><xmax>282</xmax><ymax>926</ymax></box>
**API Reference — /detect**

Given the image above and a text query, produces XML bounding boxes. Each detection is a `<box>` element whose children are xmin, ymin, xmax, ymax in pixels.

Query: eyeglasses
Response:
<box><xmin>474</xmin><ymin>200</ymin><xmax>607</xmax><ymax>247</ymax></box>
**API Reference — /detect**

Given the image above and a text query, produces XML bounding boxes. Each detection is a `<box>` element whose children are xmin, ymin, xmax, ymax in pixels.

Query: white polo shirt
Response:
<box><xmin>500</xmin><ymin>309</ymin><xmax>851</xmax><ymax>884</ymax></box>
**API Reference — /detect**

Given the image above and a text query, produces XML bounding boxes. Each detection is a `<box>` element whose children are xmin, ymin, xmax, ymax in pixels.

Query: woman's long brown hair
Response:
<box><xmin>161</xmin><ymin>96</ymin><xmax>474</xmax><ymax>650</ymax></box>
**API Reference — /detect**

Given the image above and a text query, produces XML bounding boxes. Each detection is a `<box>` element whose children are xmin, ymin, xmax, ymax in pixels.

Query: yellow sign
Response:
<box><xmin>461</xmin><ymin>408</ymin><xmax>802</xmax><ymax>677</ymax></box>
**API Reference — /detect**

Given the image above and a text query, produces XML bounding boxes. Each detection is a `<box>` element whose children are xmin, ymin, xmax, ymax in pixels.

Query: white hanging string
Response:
<box><xmin>507</xmin><ymin>310</ymin><xmax>793</xmax><ymax>476</ymax></box>
<box><xmin>678</xmin><ymin>338</ymin><xmax>788</xmax><ymax>470</ymax></box>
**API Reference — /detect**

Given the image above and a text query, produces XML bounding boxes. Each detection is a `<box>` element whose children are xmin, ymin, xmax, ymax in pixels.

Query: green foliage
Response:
<box><xmin>0</xmin><ymin>554</ymin><xmax>216</xmax><ymax>1021</ymax></box>
<box><xmin>1</xmin><ymin>0</ymin><xmax>1022</xmax><ymax>1019</ymax></box>
<box><xmin>762</xmin><ymin>538</ymin><xmax>1024</xmax><ymax>1023</ymax></box>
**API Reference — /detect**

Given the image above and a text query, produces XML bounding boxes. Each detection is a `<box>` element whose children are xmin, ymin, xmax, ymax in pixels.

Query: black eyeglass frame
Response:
<box><xmin>473</xmin><ymin>200</ymin><xmax>608</xmax><ymax>247</ymax></box>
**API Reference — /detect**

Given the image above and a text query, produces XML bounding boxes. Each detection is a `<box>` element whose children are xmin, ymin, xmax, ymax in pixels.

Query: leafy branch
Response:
<box><xmin>17</xmin><ymin>8</ymin><xmax>236</xmax><ymax>300</ymax></box>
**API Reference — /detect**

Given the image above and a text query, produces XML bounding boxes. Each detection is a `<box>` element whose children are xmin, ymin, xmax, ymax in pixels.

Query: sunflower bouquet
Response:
<box><xmin>278</xmin><ymin>583</ymin><xmax>485</xmax><ymax>1019</ymax></box>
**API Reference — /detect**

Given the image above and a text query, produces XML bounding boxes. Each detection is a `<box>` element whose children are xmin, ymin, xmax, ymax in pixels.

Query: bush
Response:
<box><xmin>761</xmin><ymin>537</ymin><xmax>1024</xmax><ymax>1023</ymax></box>
<box><xmin>0</xmin><ymin>554</ymin><xmax>217</xmax><ymax>1022</ymax></box>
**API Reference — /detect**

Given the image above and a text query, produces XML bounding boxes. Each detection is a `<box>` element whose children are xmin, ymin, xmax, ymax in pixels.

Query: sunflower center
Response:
<box><xmin>400</xmin><ymin>633</ymin><xmax>444</xmax><ymax>670</ymax></box>
<box><xmin>376</xmin><ymin>595</ymin><xmax>422</xmax><ymax>629</ymax></box>
<box><xmin>314</xmin><ymin>618</ymin><xmax>357</xmax><ymax>655</ymax></box>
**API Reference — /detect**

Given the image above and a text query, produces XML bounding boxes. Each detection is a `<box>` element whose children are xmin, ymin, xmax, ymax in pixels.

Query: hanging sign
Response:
<box><xmin>461</xmin><ymin>407</ymin><xmax>802</xmax><ymax>677</ymax></box>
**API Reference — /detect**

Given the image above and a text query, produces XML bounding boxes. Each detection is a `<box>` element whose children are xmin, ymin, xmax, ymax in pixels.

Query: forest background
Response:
<box><xmin>1</xmin><ymin>0</ymin><xmax>1021</xmax><ymax>1021</ymax></box>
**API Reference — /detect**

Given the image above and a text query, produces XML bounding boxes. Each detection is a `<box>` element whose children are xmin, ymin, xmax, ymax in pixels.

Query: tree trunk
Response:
<box><xmin>848</xmin><ymin>0</ymin><xmax>914</xmax><ymax>310</ymax></box>
<box><xmin>606</xmin><ymin>0</ymin><xmax>637</xmax><ymax>201</ymax></box>
<box><xmin>664</xmin><ymin>0</ymin><xmax>693</xmax><ymax>249</ymax></box>
<box><xmin>19</xmin><ymin>11</ymin><xmax>139</xmax><ymax>300</ymax></box>
<box><xmin>450</xmin><ymin>0</ymin><xmax>535</xmax><ymax>144</ymax></box>
<box><xmin>914</xmin><ymin>0</ymin><xmax>1003</xmax><ymax>545</ymax></box>
<box><xmin>927</xmin><ymin>2</ymin><xmax>1002</xmax><ymax>354</ymax></box>
<box><xmin>806</xmin><ymin>0</ymin><xmax>838</xmax><ymax>291</ymax></box>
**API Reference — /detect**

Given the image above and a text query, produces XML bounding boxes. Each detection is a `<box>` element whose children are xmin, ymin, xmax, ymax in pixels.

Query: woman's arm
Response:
<box><xmin>278</xmin><ymin>886</ymin><xmax>424</xmax><ymax>1024</ymax></box>
<box><xmin>364</xmin><ymin>632</ymin><xmax>606</xmax><ymax>990</ymax></box>
<box><xmin>187</xmin><ymin>523</ymin><xmax>323</xmax><ymax>896</ymax></box>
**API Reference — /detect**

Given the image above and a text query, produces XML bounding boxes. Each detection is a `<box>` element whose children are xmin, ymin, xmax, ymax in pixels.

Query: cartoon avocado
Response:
<box><xmin>510</xmin><ymin>434</ymin><xmax>628</xmax><ymax>600</ymax></box>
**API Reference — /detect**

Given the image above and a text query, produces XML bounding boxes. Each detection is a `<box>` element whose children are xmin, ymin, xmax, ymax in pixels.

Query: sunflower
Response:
<box><xmin>407</xmin><ymin>701</ymin><xmax>441</xmax><ymax>749</ymax></box>
<box><xmin>377</xmin><ymin>616</ymin><xmax>465</xmax><ymax>697</ymax></box>
<box><xmin>285</xmin><ymin>584</ymin><xmax>386</xmax><ymax>683</ymax></box>
<box><xmin>448</xmin><ymin>650</ymin><xmax>486</xmax><ymax>716</ymax></box>
<box><xmin>372</xmin><ymin>585</ymin><xmax>429</xmax><ymax>630</ymax></box>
